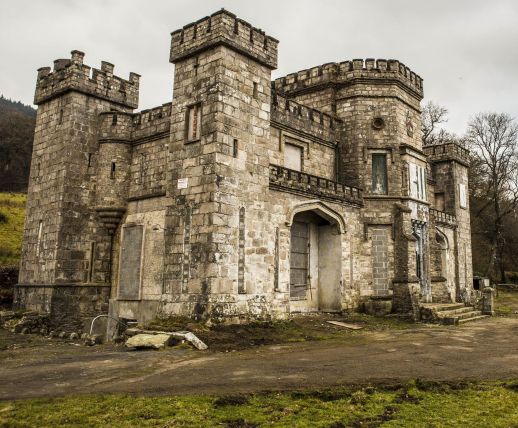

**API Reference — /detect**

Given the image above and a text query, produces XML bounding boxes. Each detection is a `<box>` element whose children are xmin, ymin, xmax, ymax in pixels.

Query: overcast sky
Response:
<box><xmin>1</xmin><ymin>0</ymin><xmax>517</xmax><ymax>134</ymax></box>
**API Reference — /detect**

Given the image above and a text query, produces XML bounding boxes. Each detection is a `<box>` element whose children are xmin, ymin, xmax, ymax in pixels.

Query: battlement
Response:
<box><xmin>272</xmin><ymin>91</ymin><xmax>340</xmax><ymax>129</ymax></box>
<box><xmin>98</xmin><ymin>102</ymin><xmax>172</xmax><ymax>143</ymax></box>
<box><xmin>132</xmin><ymin>103</ymin><xmax>172</xmax><ymax>141</ymax></box>
<box><xmin>133</xmin><ymin>103</ymin><xmax>172</xmax><ymax>129</ymax></box>
<box><xmin>272</xmin><ymin>58</ymin><xmax>423</xmax><ymax>99</ymax></box>
<box><xmin>424</xmin><ymin>143</ymin><xmax>470</xmax><ymax>167</ymax></box>
<box><xmin>170</xmin><ymin>9</ymin><xmax>278</xmax><ymax>69</ymax></box>
<box><xmin>271</xmin><ymin>90</ymin><xmax>342</xmax><ymax>142</ymax></box>
<box><xmin>35</xmin><ymin>50</ymin><xmax>140</xmax><ymax>109</ymax></box>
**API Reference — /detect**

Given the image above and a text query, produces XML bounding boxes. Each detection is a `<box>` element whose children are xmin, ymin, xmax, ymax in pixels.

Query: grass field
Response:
<box><xmin>0</xmin><ymin>192</ymin><xmax>26</xmax><ymax>266</ymax></box>
<box><xmin>1</xmin><ymin>381</ymin><xmax>518</xmax><ymax>427</ymax></box>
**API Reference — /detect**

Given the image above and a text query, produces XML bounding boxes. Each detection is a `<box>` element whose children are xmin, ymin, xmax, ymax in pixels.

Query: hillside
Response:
<box><xmin>0</xmin><ymin>96</ymin><xmax>36</xmax><ymax>192</ymax></box>
<box><xmin>0</xmin><ymin>96</ymin><xmax>36</xmax><ymax>118</ymax></box>
<box><xmin>0</xmin><ymin>192</ymin><xmax>26</xmax><ymax>266</ymax></box>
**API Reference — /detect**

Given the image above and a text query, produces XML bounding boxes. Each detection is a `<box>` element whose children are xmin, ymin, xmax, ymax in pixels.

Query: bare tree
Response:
<box><xmin>422</xmin><ymin>101</ymin><xmax>449</xmax><ymax>146</ymax></box>
<box><xmin>466</xmin><ymin>112</ymin><xmax>518</xmax><ymax>281</ymax></box>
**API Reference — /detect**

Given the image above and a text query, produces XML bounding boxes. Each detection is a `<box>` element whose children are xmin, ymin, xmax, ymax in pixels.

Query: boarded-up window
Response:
<box><xmin>118</xmin><ymin>225</ymin><xmax>144</xmax><ymax>300</ymax></box>
<box><xmin>459</xmin><ymin>183</ymin><xmax>467</xmax><ymax>208</ymax></box>
<box><xmin>285</xmin><ymin>143</ymin><xmax>302</xmax><ymax>171</ymax></box>
<box><xmin>186</xmin><ymin>104</ymin><xmax>201</xmax><ymax>142</ymax></box>
<box><xmin>435</xmin><ymin>193</ymin><xmax>445</xmax><ymax>211</ymax></box>
<box><xmin>372</xmin><ymin>154</ymin><xmax>388</xmax><ymax>194</ymax></box>
<box><xmin>409</xmin><ymin>162</ymin><xmax>426</xmax><ymax>201</ymax></box>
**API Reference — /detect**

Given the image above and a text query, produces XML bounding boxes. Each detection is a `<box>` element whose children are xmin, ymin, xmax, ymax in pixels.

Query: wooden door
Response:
<box><xmin>290</xmin><ymin>221</ymin><xmax>309</xmax><ymax>299</ymax></box>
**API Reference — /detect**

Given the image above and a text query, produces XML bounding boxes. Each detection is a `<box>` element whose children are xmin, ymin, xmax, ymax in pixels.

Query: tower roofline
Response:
<box><xmin>170</xmin><ymin>9</ymin><xmax>278</xmax><ymax>70</ymax></box>
<box><xmin>34</xmin><ymin>50</ymin><xmax>140</xmax><ymax>109</ymax></box>
<box><xmin>273</xmin><ymin>58</ymin><xmax>423</xmax><ymax>100</ymax></box>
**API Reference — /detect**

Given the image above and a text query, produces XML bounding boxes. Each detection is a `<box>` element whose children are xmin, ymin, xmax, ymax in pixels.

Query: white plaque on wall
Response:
<box><xmin>177</xmin><ymin>178</ymin><xmax>188</xmax><ymax>189</ymax></box>
<box><xmin>459</xmin><ymin>183</ymin><xmax>467</xmax><ymax>208</ymax></box>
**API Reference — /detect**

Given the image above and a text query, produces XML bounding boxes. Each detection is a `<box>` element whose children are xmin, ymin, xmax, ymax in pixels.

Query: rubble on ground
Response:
<box><xmin>125</xmin><ymin>328</ymin><xmax>208</xmax><ymax>350</ymax></box>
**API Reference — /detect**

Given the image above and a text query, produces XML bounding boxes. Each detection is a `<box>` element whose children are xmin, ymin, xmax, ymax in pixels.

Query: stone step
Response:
<box><xmin>433</xmin><ymin>303</ymin><xmax>466</xmax><ymax>312</ymax></box>
<box><xmin>440</xmin><ymin>313</ymin><xmax>489</xmax><ymax>325</ymax></box>
<box><xmin>458</xmin><ymin>315</ymin><xmax>490</xmax><ymax>324</ymax></box>
<box><xmin>455</xmin><ymin>310</ymin><xmax>482</xmax><ymax>320</ymax></box>
<box><xmin>435</xmin><ymin>307</ymin><xmax>476</xmax><ymax>317</ymax></box>
<box><xmin>420</xmin><ymin>303</ymin><xmax>465</xmax><ymax>312</ymax></box>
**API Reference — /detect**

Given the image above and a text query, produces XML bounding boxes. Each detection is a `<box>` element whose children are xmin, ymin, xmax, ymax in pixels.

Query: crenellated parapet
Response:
<box><xmin>271</xmin><ymin>90</ymin><xmax>342</xmax><ymax>142</ymax></box>
<box><xmin>429</xmin><ymin>208</ymin><xmax>457</xmax><ymax>228</ymax></box>
<box><xmin>272</xmin><ymin>58</ymin><xmax>423</xmax><ymax>99</ymax></box>
<box><xmin>170</xmin><ymin>9</ymin><xmax>278</xmax><ymax>69</ymax></box>
<box><xmin>132</xmin><ymin>103</ymin><xmax>172</xmax><ymax>142</ymax></box>
<box><xmin>35</xmin><ymin>50</ymin><xmax>140</xmax><ymax>109</ymax></box>
<box><xmin>98</xmin><ymin>102</ymin><xmax>172</xmax><ymax>144</ymax></box>
<box><xmin>424</xmin><ymin>143</ymin><xmax>470</xmax><ymax>167</ymax></box>
<box><xmin>269</xmin><ymin>164</ymin><xmax>363</xmax><ymax>206</ymax></box>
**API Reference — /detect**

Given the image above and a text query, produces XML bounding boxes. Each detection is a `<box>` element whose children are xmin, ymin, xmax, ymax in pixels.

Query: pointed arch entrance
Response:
<box><xmin>287</xmin><ymin>202</ymin><xmax>344</xmax><ymax>312</ymax></box>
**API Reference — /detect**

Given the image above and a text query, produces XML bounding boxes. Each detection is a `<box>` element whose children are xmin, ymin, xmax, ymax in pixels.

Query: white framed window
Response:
<box><xmin>186</xmin><ymin>104</ymin><xmax>201</xmax><ymax>142</ymax></box>
<box><xmin>284</xmin><ymin>143</ymin><xmax>303</xmax><ymax>171</ymax></box>
<box><xmin>409</xmin><ymin>162</ymin><xmax>427</xmax><ymax>201</ymax></box>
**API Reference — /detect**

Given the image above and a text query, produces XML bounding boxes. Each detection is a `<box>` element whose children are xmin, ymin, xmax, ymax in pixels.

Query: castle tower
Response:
<box><xmin>17</xmin><ymin>51</ymin><xmax>140</xmax><ymax>330</ymax></box>
<box><xmin>424</xmin><ymin>143</ymin><xmax>473</xmax><ymax>302</ymax></box>
<box><xmin>273</xmin><ymin>59</ymin><xmax>430</xmax><ymax>312</ymax></box>
<box><xmin>161</xmin><ymin>10</ymin><xmax>279</xmax><ymax>317</ymax></box>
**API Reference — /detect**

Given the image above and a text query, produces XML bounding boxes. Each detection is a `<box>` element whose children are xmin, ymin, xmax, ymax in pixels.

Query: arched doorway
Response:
<box><xmin>412</xmin><ymin>220</ymin><xmax>430</xmax><ymax>302</ymax></box>
<box><xmin>435</xmin><ymin>228</ymin><xmax>454</xmax><ymax>301</ymax></box>
<box><xmin>289</xmin><ymin>209</ymin><xmax>342</xmax><ymax>312</ymax></box>
<box><xmin>435</xmin><ymin>229</ymin><xmax>448</xmax><ymax>279</ymax></box>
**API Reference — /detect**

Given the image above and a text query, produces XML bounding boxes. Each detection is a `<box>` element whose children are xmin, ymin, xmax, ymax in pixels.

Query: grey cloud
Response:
<box><xmin>1</xmin><ymin>0</ymin><xmax>516</xmax><ymax>134</ymax></box>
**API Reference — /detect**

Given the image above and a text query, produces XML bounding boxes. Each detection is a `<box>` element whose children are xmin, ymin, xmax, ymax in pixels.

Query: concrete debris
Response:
<box><xmin>125</xmin><ymin>328</ymin><xmax>208</xmax><ymax>350</ymax></box>
<box><xmin>326</xmin><ymin>320</ymin><xmax>363</xmax><ymax>330</ymax></box>
<box><xmin>125</xmin><ymin>333</ymin><xmax>172</xmax><ymax>350</ymax></box>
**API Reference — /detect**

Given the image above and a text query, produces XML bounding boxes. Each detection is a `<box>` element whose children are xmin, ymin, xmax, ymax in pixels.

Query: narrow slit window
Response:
<box><xmin>253</xmin><ymin>82</ymin><xmax>258</xmax><ymax>98</ymax></box>
<box><xmin>88</xmin><ymin>242</ymin><xmax>95</xmax><ymax>283</ymax></box>
<box><xmin>233</xmin><ymin>139</ymin><xmax>239</xmax><ymax>158</ymax></box>
<box><xmin>186</xmin><ymin>104</ymin><xmax>201</xmax><ymax>142</ymax></box>
<box><xmin>193</xmin><ymin>57</ymin><xmax>199</xmax><ymax>76</ymax></box>
<box><xmin>112</xmin><ymin>114</ymin><xmax>117</xmax><ymax>126</ymax></box>
<box><xmin>139</xmin><ymin>154</ymin><xmax>145</xmax><ymax>183</ymax></box>
<box><xmin>110</xmin><ymin>162</ymin><xmax>116</xmax><ymax>179</ymax></box>
<box><xmin>58</xmin><ymin>109</ymin><xmax>64</xmax><ymax>124</ymax></box>
<box><xmin>87</xmin><ymin>153</ymin><xmax>92</xmax><ymax>168</ymax></box>
<box><xmin>372</xmin><ymin>154</ymin><xmax>388</xmax><ymax>195</ymax></box>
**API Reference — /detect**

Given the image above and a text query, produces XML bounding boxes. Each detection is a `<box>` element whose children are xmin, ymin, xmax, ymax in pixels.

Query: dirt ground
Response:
<box><xmin>1</xmin><ymin>313</ymin><xmax>518</xmax><ymax>401</ymax></box>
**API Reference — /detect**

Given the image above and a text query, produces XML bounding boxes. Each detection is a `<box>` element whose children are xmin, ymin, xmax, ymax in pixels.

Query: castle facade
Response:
<box><xmin>16</xmin><ymin>10</ymin><xmax>473</xmax><ymax>330</ymax></box>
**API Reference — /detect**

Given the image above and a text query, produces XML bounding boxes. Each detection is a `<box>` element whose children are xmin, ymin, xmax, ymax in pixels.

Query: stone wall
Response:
<box><xmin>17</xmin><ymin>51</ymin><xmax>139</xmax><ymax>327</ymax></box>
<box><xmin>18</xmin><ymin>10</ymin><xmax>475</xmax><ymax>327</ymax></box>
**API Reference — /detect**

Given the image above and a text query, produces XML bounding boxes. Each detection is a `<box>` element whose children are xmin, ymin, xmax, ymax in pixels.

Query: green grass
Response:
<box><xmin>495</xmin><ymin>290</ymin><xmax>518</xmax><ymax>316</ymax></box>
<box><xmin>0</xmin><ymin>192</ymin><xmax>26</xmax><ymax>266</ymax></box>
<box><xmin>1</xmin><ymin>381</ymin><xmax>518</xmax><ymax>427</ymax></box>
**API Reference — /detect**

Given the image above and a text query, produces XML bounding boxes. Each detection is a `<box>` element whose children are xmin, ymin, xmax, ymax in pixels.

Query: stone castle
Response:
<box><xmin>16</xmin><ymin>10</ymin><xmax>474</xmax><ymax>331</ymax></box>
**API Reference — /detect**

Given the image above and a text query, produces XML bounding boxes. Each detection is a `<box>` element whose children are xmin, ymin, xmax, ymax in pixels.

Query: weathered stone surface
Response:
<box><xmin>125</xmin><ymin>333</ymin><xmax>171</xmax><ymax>349</ymax></box>
<box><xmin>17</xmin><ymin>9</ymin><xmax>474</xmax><ymax>329</ymax></box>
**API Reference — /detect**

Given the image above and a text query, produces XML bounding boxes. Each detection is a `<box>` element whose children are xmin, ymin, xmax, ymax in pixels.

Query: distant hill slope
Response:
<box><xmin>0</xmin><ymin>96</ymin><xmax>36</xmax><ymax>118</ymax></box>
<box><xmin>0</xmin><ymin>96</ymin><xmax>36</xmax><ymax>192</ymax></box>
<box><xmin>0</xmin><ymin>192</ymin><xmax>26</xmax><ymax>266</ymax></box>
